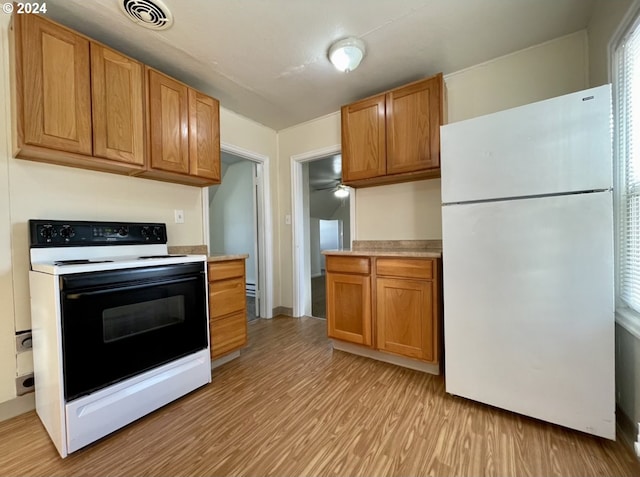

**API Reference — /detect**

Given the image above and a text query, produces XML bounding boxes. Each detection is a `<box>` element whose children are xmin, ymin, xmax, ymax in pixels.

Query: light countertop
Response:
<box><xmin>207</xmin><ymin>253</ymin><xmax>249</xmax><ymax>262</ymax></box>
<box><xmin>322</xmin><ymin>239</ymin><xmax>442</xmax><ymax>258</ymax></box>
<box><xmin>322</xmin><ymin>249</ymin><xmax>441</xmax><ymax>258</ymax></box>
<box><xmin>167</xmin><ymin>245</ymin><xmax>249</xmax><ymax>262</ymax></box>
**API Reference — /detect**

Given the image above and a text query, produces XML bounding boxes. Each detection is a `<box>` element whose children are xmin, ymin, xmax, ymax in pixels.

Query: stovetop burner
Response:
<box><xmin>54</xmin><ymin>259</ymin><xmax>114</xmax><ymax>266</ymax></box>
<box><xmin>138</xmin><ymin>255</ymin><xmax>187</xmax><ymax>259</ymax></box>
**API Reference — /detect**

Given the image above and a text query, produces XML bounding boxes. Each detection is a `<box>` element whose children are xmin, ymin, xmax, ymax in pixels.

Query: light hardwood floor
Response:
<box><xmin>0</xmin><ymin>316</ymin><xmax>638</xmax><ymax>476</ymax></box>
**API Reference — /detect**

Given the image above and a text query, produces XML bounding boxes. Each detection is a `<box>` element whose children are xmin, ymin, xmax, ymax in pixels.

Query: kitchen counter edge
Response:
<box><xmin>207</xmin><ymin>254</ymin><xmax>250</xmax><ymax>262</ymax></box>
<box><xmin>322</xmin><ymin>249</ymin><xmax>442</xmax><ymax>258</ymax></box>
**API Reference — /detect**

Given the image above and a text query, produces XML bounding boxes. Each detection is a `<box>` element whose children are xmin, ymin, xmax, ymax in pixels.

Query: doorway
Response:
<box><xmin>204</xmin><ymin>144</ymin><xmax>274</xmax><ymax>320</ymax></box>
<box><xmin>292</xmin><ymin>149</ymin><xmax>355</xmax><ymax>318</ymax></box>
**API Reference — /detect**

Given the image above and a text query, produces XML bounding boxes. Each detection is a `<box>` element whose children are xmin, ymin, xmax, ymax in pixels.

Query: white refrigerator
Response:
<box><xmin>440</xmin><ymin>85</ymin><xmax>615</xmax><ymax>440</ymax></box>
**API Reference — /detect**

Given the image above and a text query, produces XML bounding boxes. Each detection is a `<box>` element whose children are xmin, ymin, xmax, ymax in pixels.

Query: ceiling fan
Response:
<box><xmin>314</xmin><ymin>179</ymin><xmax>350</xmax><ymax>198</ymax></box>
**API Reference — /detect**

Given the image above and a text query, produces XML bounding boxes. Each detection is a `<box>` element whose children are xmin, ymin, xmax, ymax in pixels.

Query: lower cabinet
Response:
<box><xmin>208</xmin><ymin>259</ymin><xmax>247</xmax><ymax>359</ymax></box>
<box><xmin>326</xmin><ymin>272</ymin><xmax>372</xmax><ymax>346</ymax></box>
<box><xmin>376</xmin><ymin>277</ymin><xmax>434</xmax><ymax>361</ymax></box>
<box><xmin>326</xmin><ymin>255</ymin><xmax>441</xmax><ymax>366</ymax></box>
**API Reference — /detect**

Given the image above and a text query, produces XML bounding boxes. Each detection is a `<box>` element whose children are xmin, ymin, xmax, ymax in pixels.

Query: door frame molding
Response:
<box><xmin>291</xmin><ymin>145</ymin><xmax>356</xmax><ymax>317</ymax></box>
<box><xmin>202</xmin><ymin>142</ymin><xmax>274</xmax><ymax>318</ymax></box>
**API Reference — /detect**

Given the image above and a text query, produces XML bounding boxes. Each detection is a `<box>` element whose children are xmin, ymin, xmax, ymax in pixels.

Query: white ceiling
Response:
<box><xmin>44</xmin><ymin>0</ymin><xmax>596</xmax><ymax>130</ymax></box>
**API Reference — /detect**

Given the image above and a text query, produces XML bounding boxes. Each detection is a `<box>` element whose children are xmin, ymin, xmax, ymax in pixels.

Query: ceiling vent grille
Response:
<box><xmin>120</xmin><ymin>0</ymin><xmax>173</xmax><ymax>30</ymax></box>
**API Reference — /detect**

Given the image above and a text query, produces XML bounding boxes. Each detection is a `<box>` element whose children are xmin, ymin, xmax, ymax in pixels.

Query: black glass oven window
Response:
<box><xmin>103</xmin><ymin>295</ymin><xmax>186</xmax><ymax>343</ymax></box>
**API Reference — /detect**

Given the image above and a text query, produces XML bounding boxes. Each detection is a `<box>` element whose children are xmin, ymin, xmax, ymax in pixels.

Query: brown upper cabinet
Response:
<box><xmin>10</xmin><ymin>14</ymin><xmax>220</xmax><ymax>186</ymax></box>
<box><xmin>147</xmin><ymin>70</ymin><xmax>190</xmax><ymax>175</ymax></box>
<box><xmin>15</xmin><ymin>14</ymin><xmax>92</xmax><ymax>156</ymax></box>
<box><xmin>143</xmin><ymin>69</ymin><xmax>221</xmax><ymax>185</ymax></box>
<box><xmin>341</xmin><ymin>73</ymin><xmax>443</xmax><ymax>188</ymax></box>
<box><xmin>91</xmin><ymin>44</ymin><xmax>145</xmax><ymax>166</ymax></box>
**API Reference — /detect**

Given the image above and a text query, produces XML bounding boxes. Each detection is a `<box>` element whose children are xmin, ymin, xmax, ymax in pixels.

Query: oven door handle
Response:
<box><xmin>64</xmin><ymin>276</ymin><xmax>201</xmax><ymax>299</ymax></box>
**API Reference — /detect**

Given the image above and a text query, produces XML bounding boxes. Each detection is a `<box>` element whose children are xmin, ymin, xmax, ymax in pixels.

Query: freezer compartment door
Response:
<box><xmin>441</xmin><ymin>85</ymin><xmax>612</xmax><ymax>204</ymax></box>
<box><xmin>442</xmin><ymin>191</ymin><xmax>615</xmax><ymax>439</ymax></box>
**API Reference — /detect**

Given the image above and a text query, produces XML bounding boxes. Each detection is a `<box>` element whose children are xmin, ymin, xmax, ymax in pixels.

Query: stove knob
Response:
<box><xmin>40</xmin><ymin>225</ymin><xmax>56</xmax><ymax>242</ymax></box>
<box><xmin>59</xmin><ymin>225</ymin><xmax>75</xmax><ymax>241</ymax></box>
<box><xmin>117</xmin><ymin>226</ymin><xmax>129</xmax><ymax>237</ymax></box>
<box><xmin>140</xmin><ymin>226</ymin><xmax>151</xmax><ymax>240</ymax></box>
<box><xmin>152</xmin><ymin>226</ymin><xmax>163</xmax><ymax>241</ymax></box>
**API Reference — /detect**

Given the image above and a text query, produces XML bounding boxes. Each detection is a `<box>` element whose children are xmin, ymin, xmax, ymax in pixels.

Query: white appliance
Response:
<box><xmin>29</xmin><ymin>220</ymin><xmax>211</xmax><ymax>457</ymax></box>
<box><xmin>440</xmin><ymin>85</ymin><xmax>615</xmax><ymax>439</ymax></box>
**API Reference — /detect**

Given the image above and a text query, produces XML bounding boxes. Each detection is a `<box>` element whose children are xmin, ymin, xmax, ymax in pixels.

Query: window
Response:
<box><xmin>615</xmin><ymin>11</ymin><xmax>640</xmax><ymax>326</ymax></box>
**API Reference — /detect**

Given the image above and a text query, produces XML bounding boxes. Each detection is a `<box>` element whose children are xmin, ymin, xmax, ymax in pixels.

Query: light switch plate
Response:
<box><xmin>174</xmin><ymin>210</ymin><xmax>184</xmax><ymax>223</ymax></box>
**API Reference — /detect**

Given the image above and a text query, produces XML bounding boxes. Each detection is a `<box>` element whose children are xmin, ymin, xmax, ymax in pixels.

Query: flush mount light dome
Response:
<box><xmin>328</xmin><ymin>37</ymin><xmax>366</xmax><ymax>73</ymax></box>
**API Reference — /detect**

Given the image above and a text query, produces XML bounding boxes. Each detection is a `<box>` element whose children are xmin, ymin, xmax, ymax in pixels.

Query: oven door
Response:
<box><xmin>60</xmin><ymin>262</ymin><xmax>208</xmax><ymax>401</ymax></box>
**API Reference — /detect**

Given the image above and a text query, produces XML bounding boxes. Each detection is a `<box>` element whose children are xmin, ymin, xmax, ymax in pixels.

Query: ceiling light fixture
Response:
<box><xmin>328</xmin><ymin>37</ymin><xmax>366</xmax><ymax>73</ymax></box>
<box><xmin>334</xmin><ymin>185</ymin><xmax>350</xmax><ymax>198</ymax></box>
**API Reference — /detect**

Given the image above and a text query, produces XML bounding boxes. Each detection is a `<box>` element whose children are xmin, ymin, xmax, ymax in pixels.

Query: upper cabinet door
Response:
<box><xmin>188</xmin><ymin>90</ymin><xmax>221</xmax><ymax>181</ymax></box>
<box><xmin>148</xmin><ymin>69</ymin><xmax>189</xmax><ymax>174</ymax></box>
<box><xmin>386</xmin><ymin>74</ymin><xmax>442</xmax><ymax>174</ymax></box>
<box><xmin>341</xmin><ymin>94</ymin><xmax>386</xmax><ymax>182</ymax></box>
<box><xmin>91</xmin><ymin>44</ymin><xmax>144</xmax><ymax>165</ymax></box>
<box><xmin>18</xmin><ymin>14</ymin><xmax>92</xmax><ymax>154</ymax></box>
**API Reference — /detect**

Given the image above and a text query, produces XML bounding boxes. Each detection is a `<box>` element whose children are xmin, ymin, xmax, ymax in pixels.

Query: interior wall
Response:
<box><xmin>587</xmin><ymin>0</ymin><xmax>634</xmax><ymax>87</ymax></box>
<box><xmin>0</xmin><ymin>13</ymin><xmax>16</xmax><ymax>406</ymax></box>
<box><xmin>278</xmin><ymin>119</ymin><xmax>340</xmax><ymax>312</ymax></box>
<box><xmin>208</xmin><ymin>160</ymin><xmax>257</xmax><ymax>284</ymax></box>
<box><xmin>276</xmin><ymin>30</ymin><xmax>589</xmax><ymax>308</ymax></box>
<box><xmin>616</xmin><ymin>324</ymin><xmax>640</xmax><ymax>438</ymax></box>
<box><xmin>219</xmin><ymin>108</ymin><xmax>279</xmax><ymax>310</ymax></box>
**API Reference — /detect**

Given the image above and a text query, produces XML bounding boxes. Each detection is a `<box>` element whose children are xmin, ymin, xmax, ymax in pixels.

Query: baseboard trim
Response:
<box><xmin>0</xmin><ymin>393</ymin><xmax>35</xmax><ymax>422</ymax></box>
<box><xmin>211</xmin><ymin>351</ymin><xmax>241</xmax><ymax>370</ymax></box>
<box><xmin>331</xmin><ymin>340</ymin><xmax>441</xmax><ymax>375</ymax></box>
<box><xmin>617</xmin><ymin>405</ymin><xmax>638</xmax><ymax>458</ymax></box>
<box><xmin>272</xmin><ymin>306</ymin><xmax>293</xmax><ymax>317</ymax></box>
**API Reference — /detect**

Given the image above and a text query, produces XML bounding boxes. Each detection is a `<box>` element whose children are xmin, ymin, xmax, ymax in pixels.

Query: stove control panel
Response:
<box><xmin>29</xmin><ymin>220</ymin><xmax>168</xmax><ymax>247</ymax></box>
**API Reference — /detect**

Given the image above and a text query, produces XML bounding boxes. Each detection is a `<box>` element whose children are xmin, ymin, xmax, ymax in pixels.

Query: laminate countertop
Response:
<box><xmin>321</xmin><ymin>239</ymin><xmax>442</xmax><ymax>259</ymax></box>
<box><xmin>207</xmin><ymin>254</ymin><xmax>249</xmax><ymax>262</ymax></box>
<box><xmin>167</xmin><ymin>245</ymin><xmax>249</xmax><ymax>262</ymax></box>
<box><xmin>322</xmin><ymin>249</ymin><xmax>442</xmax><ymax>258</ymax></box>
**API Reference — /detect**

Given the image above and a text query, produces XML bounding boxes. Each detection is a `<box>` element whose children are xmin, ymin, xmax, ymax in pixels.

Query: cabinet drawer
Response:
<box><xmin>208</xmin><ymin>260</ymin><xmax>244</xmax><ymax>281</ymax></box>
<box><xmin>210</xmin><ymin>311</ymin><xmax>247</xmax><ymax>359</ymax></box>
<box><xmin>326</xmin><ymin>256</ymin><xmax>370</xmax><ymax>275</ymax></box>
<box><xmin>376</xmin><ymin>258</ymin><xmax>433</xmax><ymax>280</ymax></box>
<box><xmin>209</xmin><ymin>277</ymin><xmax>245</xmax><ymax>319</ymax></box>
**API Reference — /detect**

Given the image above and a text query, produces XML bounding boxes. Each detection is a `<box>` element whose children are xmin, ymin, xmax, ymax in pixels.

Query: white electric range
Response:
<box><xmin>29</xmin><ymin>219</ymin><xmax>211</xmax><ymax>457</ymax></box>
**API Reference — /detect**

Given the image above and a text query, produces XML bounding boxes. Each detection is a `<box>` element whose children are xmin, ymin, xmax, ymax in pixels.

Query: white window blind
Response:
<box><xmin>616</xmin><ymin>15</ymin><xmax>640</xmax><ymax>314</ymax></box>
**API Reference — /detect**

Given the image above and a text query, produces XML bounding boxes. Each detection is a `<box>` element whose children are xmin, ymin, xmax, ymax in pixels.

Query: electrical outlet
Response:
<box><xmin>15</xmin><ymin>332</ymin><xmax>32</xmax><ymax>353</ymax></box>
<box><xmin>174</xmin><ymin>210</ymin><xmax>184</xmax><ymax>224</ymax></box>
<box><xmin>16</xmin><ymin>374</ymin><xmax>34</xmax><ymax>396</ymax></box>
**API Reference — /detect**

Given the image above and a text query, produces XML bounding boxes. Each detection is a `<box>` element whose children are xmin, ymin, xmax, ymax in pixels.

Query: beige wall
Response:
<box><xmin>0</xmin><ymin>11</ymin><xmax>277</xmax><ymax>410</ymax></box>
<box><xmin>588</xmin><ymin>0</ymin><xmax>634</xmax><ymax>87</ymax></box>
<box><xmin>0</xmin><ymin>13</ymin><xmax>16</xmax><ymax>406</ymax></box>
<box><xmin>276</xmin><ymin>113</ymin><xmax>341</xmax><ymax>308</ymax></box>
<box><xmin>616</xmin><ymin>324</ymin><xmax>640</xmax><ymax>437</ymax></box>
<box><xmin>276</xmin><ymin>31</ymin><xmax>589</xmax><ymax>309</ymax></box>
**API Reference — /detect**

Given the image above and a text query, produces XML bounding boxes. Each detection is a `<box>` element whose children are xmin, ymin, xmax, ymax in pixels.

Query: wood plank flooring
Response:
<box><xmin>0</xmin><ymin>316</ymin><xmax>638</xmax><ymax>476</ymax></box>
